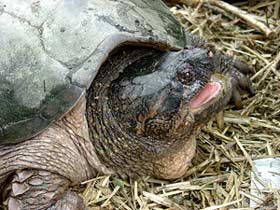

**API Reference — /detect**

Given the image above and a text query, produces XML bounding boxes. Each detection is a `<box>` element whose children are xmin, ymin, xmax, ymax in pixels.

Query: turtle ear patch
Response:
<box><xmin>136</xmin><ymin>108</ymin><xmax>158</xmax><ymax>135</ymax></box>
<box><xmin>137</xmin><ymin>108</ymin><xmax>157</xmax><ymax>123</ymax></box>
<box><xmin>137</xmin><ymin>91</ymin><xmax>167</xmax><ymax>125</ymax></box>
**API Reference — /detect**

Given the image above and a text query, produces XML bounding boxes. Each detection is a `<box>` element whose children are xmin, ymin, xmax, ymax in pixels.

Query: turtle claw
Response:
<box><xmin>232</xmin><ymin>87</ymin><xmax>243</xmax><ymax>109</ymax></box>
<box><xmin>233</xmin><ymin>59</ymin><xmax>254</xmax><ymax>74</ymax></box>
<box><xmin>230</xmin><ymin>66</ymin><xmax>255</xmax><ymax>109</ymax></box>
<box><xmin>216</xmin><ymin>110</ymin><xmax>225</xmax><ymax>130</ymax></box>
<box><xmin>239</xmin><ymin>76</ymin><xmax>255</xmax><ymax>96</ymax></box>
<box><xmin>212</xmin><ymin>50</ymin><xmax>255</xmax><ymax>109</ymax></box>
<box><xmin>222</xmin><ymin>58</ymin><xmax>255</xmax><ymax>109</ymax></box>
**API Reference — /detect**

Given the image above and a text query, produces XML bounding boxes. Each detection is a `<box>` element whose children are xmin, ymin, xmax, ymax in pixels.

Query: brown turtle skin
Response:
<box><xmin>0</xmin><ymin>3</ymin><xmax>255</xmax><ymax>210</ymax></box>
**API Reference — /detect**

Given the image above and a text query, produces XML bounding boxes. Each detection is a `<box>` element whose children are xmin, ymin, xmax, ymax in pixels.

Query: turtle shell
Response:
<box><xmin>0</xmin><ymin>0</ymin><xmax>186</xmax><ymax>144</ymax></box>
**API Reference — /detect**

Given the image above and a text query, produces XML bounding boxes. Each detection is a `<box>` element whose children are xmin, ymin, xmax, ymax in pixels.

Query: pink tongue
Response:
<box><xmin>189</xmin><ymin>82</ymin><xmax>221</xmax><ymax>109</ymax></box>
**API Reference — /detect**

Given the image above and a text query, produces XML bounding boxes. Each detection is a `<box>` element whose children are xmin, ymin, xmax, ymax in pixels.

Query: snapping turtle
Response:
<box><xmin>0</xmin><ymin>0</ymin><xmax>254</xmax><ymax>209</ymax></box>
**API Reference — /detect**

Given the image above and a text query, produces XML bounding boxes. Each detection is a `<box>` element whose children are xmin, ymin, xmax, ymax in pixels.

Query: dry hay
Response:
<box><xmin>82</xmin><ymin>1</ymin><xmax>280</xmax><ymax>209</ymax></box>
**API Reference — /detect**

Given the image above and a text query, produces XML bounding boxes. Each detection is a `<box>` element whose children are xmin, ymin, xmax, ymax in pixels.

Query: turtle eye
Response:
<box><xmin>176</xmin><ymin>68</ymin><xmax>195</xmax><ymax>86</ymax></box>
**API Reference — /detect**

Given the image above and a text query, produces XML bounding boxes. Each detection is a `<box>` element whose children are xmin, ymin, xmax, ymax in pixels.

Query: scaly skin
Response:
<box><xmin>0</xmin><ymin>43</ymin><xmax>253</xmax><ymax>209</ymax></box>
<box><xmin>0</xmin><ymin>98</ymin><xmax>109</xmax><ymax>210</ymax></box>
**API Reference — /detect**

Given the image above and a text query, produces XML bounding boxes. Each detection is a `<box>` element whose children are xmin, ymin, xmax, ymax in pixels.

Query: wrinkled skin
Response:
<box><xmin>0</xmin><ymin>36</ymin><xmax>254</xmax><ymax>209</ymax></box>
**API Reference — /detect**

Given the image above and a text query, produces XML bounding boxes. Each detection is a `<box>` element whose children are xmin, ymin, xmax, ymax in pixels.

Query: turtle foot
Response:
<box><xmin>4</xmin><ymin>169</ymin><xmax>87</xmax><ymax>210</ymax></box>
<box><xmin>47</xmin><ymin>191</ymin><xmax>87</xmax><ymax>210</ymax></box>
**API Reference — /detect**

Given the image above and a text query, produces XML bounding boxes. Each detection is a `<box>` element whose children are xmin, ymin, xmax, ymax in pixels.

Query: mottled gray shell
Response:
<box><xmin>0</xmin><ymin>0</ymin><xmax>186</xmax><ymax>144</ymax></box>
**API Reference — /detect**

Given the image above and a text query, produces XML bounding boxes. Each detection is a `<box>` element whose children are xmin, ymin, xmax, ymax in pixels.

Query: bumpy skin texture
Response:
<box><xmin>0</xmin><ymin>35</ymin><xmax>253</xmax><ymax>209</ymax></box>
<box><xmin>0</xmin><ymin>98</ymin><xmax>108</xmax><ymax>209</ymax></box>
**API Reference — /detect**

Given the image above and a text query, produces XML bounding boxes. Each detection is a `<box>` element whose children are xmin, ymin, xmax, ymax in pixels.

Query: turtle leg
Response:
<box><xmin>184</xmin><ymin>33</ymin><xmax>255</xmax><ymax>104</ymax></box>
<box><xmin>5</xmin><ymin>169</ymin><xmax>87</xmax><ymax>210</ymax></box>
<box><xmin>0</xmin><ymin>97</ymin><xmax>112</xmax><ymax>209</ymax></box>
<box><xmin>211</xmin><ymin>51</ymin><xmax>255</xmax><ymax>108</ymax></box>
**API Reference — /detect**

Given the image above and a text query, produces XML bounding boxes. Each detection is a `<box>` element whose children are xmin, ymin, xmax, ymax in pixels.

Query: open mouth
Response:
<box><xmin>188</xmin><ymin>81</ymin><xmax>222</xmax><ymax>109</ymax></box>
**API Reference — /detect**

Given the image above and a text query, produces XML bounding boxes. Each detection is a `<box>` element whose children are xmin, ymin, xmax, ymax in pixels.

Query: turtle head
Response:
<box><xmin>97</xmin><ymin>47</ymin><xmax>228</xmax><ymax>179</ymax></box>
<box><xmin>110</xmin><ymin>48</ymin><xmax>226</xmax><ymax>141</ymax></box>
